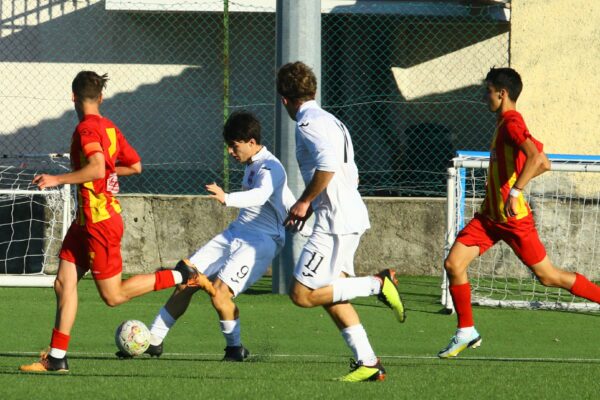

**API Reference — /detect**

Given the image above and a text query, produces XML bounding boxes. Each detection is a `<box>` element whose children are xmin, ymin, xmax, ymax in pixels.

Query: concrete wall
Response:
<box><xmin>42</xmin><ymin>196</ymin><xmax>448</xmax><ymax>277</ymax></box>
<box><xmin>511</xmin><ymin>1</ymin><xmax>600</xmax><ymax>154</ymax></box>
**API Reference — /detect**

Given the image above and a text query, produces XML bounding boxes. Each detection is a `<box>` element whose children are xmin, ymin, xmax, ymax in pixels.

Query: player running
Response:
<box><xmin>122</xmin><ymin>111</ymin><xmax>303</xmax><ymax>361</ymax></box>
<box><xmin>277</xmin><ymin>61</ymin><xmax>405</xmax><ymax>382</ymax></box>
<box><xmin>19</xmin><ymin>71</ymin><xmax>214</xmax><ymax>373</ymax></box>
<box><xmin>438</xmin><ymin>67</ymin><xmax>600</xmax><ymax>358</ymax></box>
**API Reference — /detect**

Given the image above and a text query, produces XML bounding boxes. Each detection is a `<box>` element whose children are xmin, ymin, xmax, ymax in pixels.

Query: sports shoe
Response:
<box><xmin>437</xmin><ymin>329</ymin><xmax>482</xmax><ymax>358</ymax></box>
<box><xmin>376</xmin><ymin>269</ymin><xmax>406</xmax><ymax>323</ymax></box>
<box><xmin>175</xmin><ymin>259</ymin><xmax>216</xmax><ymax>296</ymax></box>
<box><xmin>19</xmin><ymin>350</ymin><xmax>69</xmax><ymax>373</ymax></box>
<box><xmin>222</xmin><ymin>345</ymin><xmax>250</xmax><ymax>362</ymax></box>
<box><xmin>338</xmin><ymin>358</ymin><xmax>386</xmax><ymax>382</ymax></box>
<box><xmin>116</xmin><ymin>342</ymin><xmax>164</xmax><ymax>359</ymax></box>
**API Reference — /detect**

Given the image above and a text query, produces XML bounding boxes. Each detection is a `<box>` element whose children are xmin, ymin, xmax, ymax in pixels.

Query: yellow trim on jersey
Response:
<box><xmin>106</xmin><ymin>128</ymin><xmax>117</xmax><ymax>157</ymax></box>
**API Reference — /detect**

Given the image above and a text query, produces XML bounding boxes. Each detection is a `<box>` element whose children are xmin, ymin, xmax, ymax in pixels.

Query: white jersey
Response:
<box><xmin>224</xmin><ymin>146</ymin><xmax>296</xmax><ymax>246</ymax></box>
<box><xmin>295</xmin><ymin>100</ymin><xmax>370</xmax><ymax>234</ymax></box>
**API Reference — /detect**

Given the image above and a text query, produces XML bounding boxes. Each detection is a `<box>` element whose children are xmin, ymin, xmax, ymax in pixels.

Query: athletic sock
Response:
<box><xmin>153</xmin><ymin>270</ymin><xmax>176</xmax><ymax>291</ymax></box>
<box><xmin>220</xmin><ymin>319</ymin><xmax>241</xmax><ymax>347</ymax></box>
<box><xmin>149</xmin><ymin>307</ymin><xmax>176</xmax><ymax>344</ymax></box>
<box><xmin>449</xmin><ymin>282</ymin><xmax>474</xmax><ymax>328</ymax></box>
<box><xmin>456</xmin><ymin>326</ymin><xmax>476</xmax><ymax>340</ymax></box>
<box><xmin>341</xmin><ymin>324</ymin><xmax>378</xmax><ymax>366</ymax></box>
<box><xmin>48</xmin><ymin>328</ymin><xmax>70</xmax><ymax>359</ymax></box>
<box><xmin>570</xmin><ymin>273</ymin><xmax>600</xmax><ymax>303</ymax></box>
<box><xmin>332</xmin><ymin>277</ymin><xmax>381</xmax><ymax>302</ymax></box>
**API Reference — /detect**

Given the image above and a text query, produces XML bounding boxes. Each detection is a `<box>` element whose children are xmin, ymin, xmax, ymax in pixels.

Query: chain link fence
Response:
<box><xmin>0</xmin><ymin>0</ymin><xmax>510</xmax><ymax>196</ymax></box>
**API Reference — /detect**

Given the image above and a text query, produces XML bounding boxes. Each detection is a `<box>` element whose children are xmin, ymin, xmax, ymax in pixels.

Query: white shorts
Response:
<box><xmin>293</xmin><ymin>230</ymin><xmax>363</xmax><ymax>290</ymax></box>
<box><xmin>188</xmin><ymin>226</ymin><xmax>280</xmax><ymax>297</ymax></box>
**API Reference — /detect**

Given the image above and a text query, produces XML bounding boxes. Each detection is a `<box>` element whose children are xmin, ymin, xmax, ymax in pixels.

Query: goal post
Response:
<box><xmin>442</xmin><ymin>150</ymin><xmax>600</xmax><ymax>313</ymax></box>
<box><xmin>0</xmin><ymin>154</ymin><xmax>72</xmax><ymax>287</ymax></box>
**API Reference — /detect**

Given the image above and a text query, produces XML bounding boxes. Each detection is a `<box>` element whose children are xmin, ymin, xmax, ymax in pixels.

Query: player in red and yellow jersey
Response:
<box><xmin>19</xmin><ymin>71</ymin><xmax>215</xmax><ymax>373</ymax></box>
<box><xmin>438</xmin><ymin>67</ymin><xmax>600</xmax><ymax>358</ymax></box>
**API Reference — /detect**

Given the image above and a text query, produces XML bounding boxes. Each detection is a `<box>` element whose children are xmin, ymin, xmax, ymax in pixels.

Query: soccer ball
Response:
<box><xmin>115</xmin><ymin>320</ymin><xmax>151</xmax><ymax>356</ymax></box>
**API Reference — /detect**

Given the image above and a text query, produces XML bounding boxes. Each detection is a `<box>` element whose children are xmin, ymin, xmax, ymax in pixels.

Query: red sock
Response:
<box><xmin>153</xmin><ymin>270</ymin><xmax>176</xmax><ymax>291</ymax></box>
<box><xmin>450</xmin><ymin>283</ymin><xmax>474</xmax><ymax>328</ymax></box>
<box><xmin>50</xmin><ymin>328</ymin><xmax>70</xmax><ymax>351</ymax></box>
<box><xmin>570</xmin><ymin>273</ymin><xmax>600</xmax><ymax>303</ymax></box>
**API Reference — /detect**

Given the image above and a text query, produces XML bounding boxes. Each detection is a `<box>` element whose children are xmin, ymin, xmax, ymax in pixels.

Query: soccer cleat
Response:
<box><xmin>437</xmin><ymin>329</ymin><xmax>482</xmax><ymax>358</ymax></box>
<box><xmin>19</xmin><ymin>350</ymin><xmax>69</xmax><ymax>373</ymax></box>
<box><xmin>175</xmin><ymin>259</ymin><xmax>216</xmax><ymax>296</ymax></box>
<box><xmin>338</xmin><ymin>358</ymin><xmax>386</xmax><ymax>382</ymax></box>
<box><xmin>376</xmin><ymin>269</ymin><xmax>406</xmax><ymax>323</ymax></box>
<box><xmin>116</xmin><ymin>342</ymin><xmax>164</xmax><ymax>359</ymax></box>
<box><xmin>222</xmin><ymin>345</ymin><xmax>250</xmax><ymax>362</ymax></box>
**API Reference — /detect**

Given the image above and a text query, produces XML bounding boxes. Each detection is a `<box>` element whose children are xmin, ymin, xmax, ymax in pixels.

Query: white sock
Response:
<box><xmin>48</xmin><ymin>348</ymin><xmax>66</xmax><ymax>359</ymax></box>
<box><xmin>172</xmin><ymin>270</ymin><xmax>183</xmax><ymax>285</ymax></box>
<box><xmin>220</xmin><ymin>319</ymin><xmax>241</xmax><ymax>347</ymax></box>
<box><xmin>149</xmin><ymin>307</ymin><xmax>176</xmax><ymax>345</ymax></box>
<box><xmin>456</xmin><ymin>326</ymin><xmax>476</xmax><ymax>339</ymax></box>
<box><xmin>332</xmin><ymin>277</ymin><xmax>381</xmax><ymax>302</ymax></box>
<box><xmin>341</xmin><ymin>324</ymin><xmax>377</xmax><ymax>366</ymax></box>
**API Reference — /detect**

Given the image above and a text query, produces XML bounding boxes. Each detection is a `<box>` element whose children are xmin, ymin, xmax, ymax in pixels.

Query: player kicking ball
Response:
<box><xmin>277</xmin><ymin>62</ymin><xmax>405</xmax><ymax>382</ymax></box>
<box><xmin>438</xmin><ymin>67</ymin><xmax>600</xmax><ymax>358</ymax></box>
<box><xmin>19</xmin><ymin>71</ymin><xmax>214</xmax><ymax>373</ymax></box>
<box><xmin>119</xmin><ymin>111</ymin><xmax>302</xmax><ymax>361</ymax></box>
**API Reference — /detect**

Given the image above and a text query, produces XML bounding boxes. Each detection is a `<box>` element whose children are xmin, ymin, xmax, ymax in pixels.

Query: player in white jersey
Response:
<box><xmin>277</xmin><ymin>61</ymin><xmax>406</xmax><ymax>382</ymax></box>
<box><xmin>119</xmin><ymin>111</ymin><xmax>299</xmax><ymax>361</ymax></box>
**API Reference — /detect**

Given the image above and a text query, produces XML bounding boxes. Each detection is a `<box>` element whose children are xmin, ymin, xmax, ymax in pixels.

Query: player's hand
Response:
<box><xmin>32</xmin><ymin>174</ymin><xmax>60</xmax><ymax>190</ymax></box>
<box><xmin>284</xmin><ymin>200</ymin><xmax>312</xmax><ymax>231</ymax></box>
<box><xmin>505</xmin><ymin>196</ymin><xmax>520</xmax><ymax>218</ymax></box>
<box><xmin>206</xmin><ymin>182</ymin><xmax>226</xmax><ymax>204</ymax></box>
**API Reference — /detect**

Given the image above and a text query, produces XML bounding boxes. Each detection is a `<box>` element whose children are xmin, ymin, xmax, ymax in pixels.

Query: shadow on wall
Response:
<box><xmin>0</xmin><ymin>1</ymin><xmax>275</xmax><ymax>194</ymax></box>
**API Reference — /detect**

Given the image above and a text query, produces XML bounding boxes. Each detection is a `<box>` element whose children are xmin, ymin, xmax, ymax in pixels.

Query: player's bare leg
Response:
<box><xmin>529</xmin><ymin>256</ymin><xmax>600</xmax><ymax>303</ymax></box>
<box><xmin>211</xmin><ymin>278</ymin><xmax>248</xmax><ymax>361</ymax></box>
<box><xmin>19</xmin><ymin>259</ymin><xmax>85</xmax><ymax>372</ymax></box>
<box><xmin>438</xmin><ymin>242</ymin><xmax>482</xmax><ymax>358</ymax></box>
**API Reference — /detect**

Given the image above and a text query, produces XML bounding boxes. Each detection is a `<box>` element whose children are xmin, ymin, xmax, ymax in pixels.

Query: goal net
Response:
<box><xmin>442</xmin><ymin>151</ymin><xmax>600</xmax><ymax>313</ymax></box>
<box><xmin>0</xmin><ymin>155</ymin><xmax>72</xmax><ymax>287</ymax></box>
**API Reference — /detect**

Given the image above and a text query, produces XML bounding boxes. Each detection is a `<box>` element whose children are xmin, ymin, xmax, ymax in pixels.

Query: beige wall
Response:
<box><xmin>511</xmin><ymin>1</ymin><xmax>600</xmax><ymax>153</ymax></box>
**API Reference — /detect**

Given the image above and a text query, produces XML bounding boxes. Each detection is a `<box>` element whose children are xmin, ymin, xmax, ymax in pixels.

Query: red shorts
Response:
<box><xmin>59</xmin><ymin>214</ymin><xmax>124</xmax><ymax>280</ymax></box>
<box><xmin>455</xmin><ymin>213</ymin><xmax>546</xmax><ymax>267</ymax></box>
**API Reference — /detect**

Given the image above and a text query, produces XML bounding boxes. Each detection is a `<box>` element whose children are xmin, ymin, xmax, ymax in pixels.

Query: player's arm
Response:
<box><xmin>505</xmin><ymin>139</ymin><xmax>551</xmax><ymax>217</ymax></box>
<box><xmin>32</xmin><ymin>152</ymin><xmax>105</xmax><ymax>190</ymax></box>
<box><xmin>513</xmin><ymin>138</ymin><xmax>551</xmax><ymax>190</ymax></box>
<box><xmin>285</xmin><ymin>170</ymin><xmax>333</xmax><ymax>225</ymax></box>
<box><xmin>116</xmin><ymin>161</ymin><xmax>142</xmax><ymax>176</ymax></box>
<box><xmin>207</xmin><ymin>165</ymin><xmax>278</xmax><ymax>207</ymax></box>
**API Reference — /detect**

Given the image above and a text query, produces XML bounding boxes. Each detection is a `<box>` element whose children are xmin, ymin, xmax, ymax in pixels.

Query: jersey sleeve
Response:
<box><xmin>298</xmin><ymin>123</ymin><xmax>338</xmax><ymax>172</ymax></box>
<box><xmin>78</xmin><ymin>127</ymin><xmax>103</xmax><ymax>158</ymax></box>
<box><xmin>225</xmin><ymin>162</ymin><xmax>282</xmax><ymax>208</ymax></box>
<box><xmin>116</xmin><ymin>131</ymin><xmax>141</xmax><ymax>166</ymax></box>
<box><xmin>504</xmin><ymin>117</ymin><xmax>532</xmax><ymax>147</ymax></box>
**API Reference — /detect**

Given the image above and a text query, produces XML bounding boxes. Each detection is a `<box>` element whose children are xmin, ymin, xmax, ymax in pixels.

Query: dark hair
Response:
<box><xmin>223</xmin><ymin>111</ymin><xmax>261</xmax><ymax>144</ymax></box>
<box><xmin>72</xmin><ymin>71</ymin><xmax>108</xmax><ymax>101</ymax></box>
<box><xmin>485</xmin><ymin>67</ymin><xmax>522</xmax><ymax>101</ymax></box>
<box><xmin>276</xmin><ymin>61</ymin><xmax>317</xmax><ymax>101</ymax></box>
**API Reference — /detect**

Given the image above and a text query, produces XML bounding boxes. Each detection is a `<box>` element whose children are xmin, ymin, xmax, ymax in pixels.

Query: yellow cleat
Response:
<box><xmin>338</xmin><ymin>359</ymin><xmax>386</xmax><ymax>382</ymax></box>
<box><xmin>376</xmin><ymin>269</ymin><xmax>406</xmax><ymax>323</ymax></box>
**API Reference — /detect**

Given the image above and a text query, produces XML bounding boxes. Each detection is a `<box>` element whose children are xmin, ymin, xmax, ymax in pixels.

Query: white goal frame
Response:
<box><xmin>442</xmin><ymin>150</ymin><xmax>600</xmax><ymax>313</ymax></box>
<box><xmin>0</xmin><ymin>154</ymin><xmax>72</xmax><ymax>287</ymax></box>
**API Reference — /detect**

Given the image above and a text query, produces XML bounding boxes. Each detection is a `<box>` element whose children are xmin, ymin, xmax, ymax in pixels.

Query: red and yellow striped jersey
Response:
<box><xmin>480</xmin><ymin>110</ymin><xmax>543</xmax><ymax>222</ymax></box>
<box><xmin>70</xmin><ymin>114</ymin><xmax>140</xmax><ymax>226</ymax></box>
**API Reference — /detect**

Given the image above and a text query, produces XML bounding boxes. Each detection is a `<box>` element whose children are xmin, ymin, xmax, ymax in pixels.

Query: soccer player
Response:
<box><xmin>123</xmin><ymin>111</ymin><xmax>301</xmax><ymax>361</ymax></box>
<box><xmin>19</xmin><ymin>71</ymin><xmax>214</xmax><ymax>373</ymax></box>
<box><xmin>276</xmin><ymin>61</ymin><xmax>405</xmax><ymax>382</ymax></box>
<box><xmin>438</xmin><ymin>67</ymin><xmax>600</xmax><ymax>358</ymax></box>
